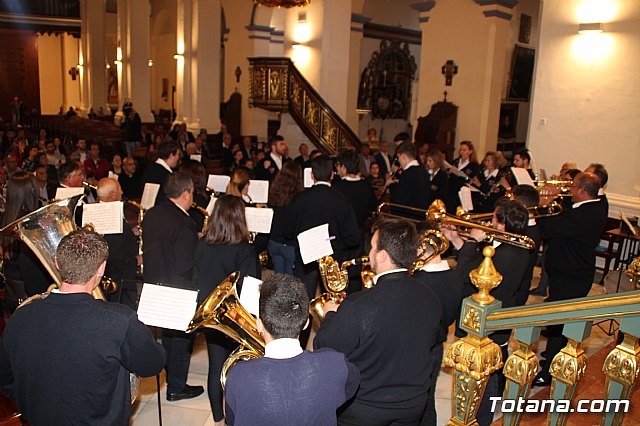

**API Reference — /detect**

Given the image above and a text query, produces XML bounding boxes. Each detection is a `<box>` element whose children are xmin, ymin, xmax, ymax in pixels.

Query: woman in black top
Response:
<box><xmin>192</xmin><ymin>195</ymin><xmax>260</xmax><ymax>425</ymax></box>
<box><xmin>180</xmin><ymin>159</ymin><xmax>210</xmax><ymax>232</ymax></box>
<box><xmin>267</xmin><ymin>161</ymin><xmax>303</xmax><ymax>275</ymax></box>
<box><xmin>426</xmin><ymin>148</ymin><xmax>450</xmax><ymax>206</ymax></box>
<box><xmin>473</xmin><ymin>151</ymin><xmax>508</xmax><ymax>213</ymax></box>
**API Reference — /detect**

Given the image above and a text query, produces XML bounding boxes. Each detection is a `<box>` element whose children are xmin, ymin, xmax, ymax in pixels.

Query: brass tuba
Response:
<box><xmin>186</xmin><ymin>272</ymin><xmax>265</xmax><ymax>388</ymax></box>
<box><xmin>428</xmin><ymin>200</ymin><xmax>535</xmax><ymax>250</ymax></box>
<box><xmin>409</xmin><ymin>229</ymin><xmax>450</xmax><ymax>275</ymax></box>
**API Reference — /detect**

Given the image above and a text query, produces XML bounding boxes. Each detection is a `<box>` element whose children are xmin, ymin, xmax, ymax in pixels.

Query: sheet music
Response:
<box><xmin>245</xmin><ymin>207</ymin><xmax>274</xmax><ymax>233</ymax></box>
<box><xmin>239</xmin><ymin>275</ymin><xmax>262</xmax><ymax>317</ymax></box>
<box><xmin>137</xmin><ymin>283</ymin><xmax>199</xmax><ymax>331</ymax></box>
<box><xmin>510</xmin><ymin>167</ymin><xmax>535</xmax><ymax>187</ymax></box>
<box><xmin>140</xmin><ymin>183</ymin><xmax>160</xmax><ymax>210</ymax></box>
<box><xmin>444</xmin><ymin>160</ymin><xmax>469</xmax><ymax>179</ymax></box>
<box><xmin>206</xmin><ymin>196</ymin><xmax>217</xmax><ymax>215</ymax></box>
<box><xmin>248</xmin><ymin>180</ymin><xmax>269</xmax><ymax>204</ymax></box>
<box><xmin>55</xmin><ymin>187</ymin><xmax>84</xmax><ymax>200</ymax></box>
<box><xmin>81</xmin><ymin>201</ymin><xmax>123</xmax><ymax>234</ymax></box>
<box><xmin>459</xmin><ymin>187</ymin><xmax>474</xmax><ymax>212</ymax></box>
<box><xmin>620</xmin><ymin>211</ymin><xmax>638</xmax><ymax>236</ymax></box>
<box><xmin>207</xmin><ymin>175</ymin><xmax>230</xmax><ymax>193</ymax></box>
<box><xmin>108</xmin><ymin>171</ymin><xmax>118</xmax><ymax>180</ymax></box>
<box><xmin>297</xmin><ymin>223</ymin><xmax>334</xmax><ymax>264</ymax></box>
<box><xmin>304</xmin><ymin>168</ymin><xmax>313</xmax><ymax>188</ymax></box>
<box><xmin>190</xmin><ymin>154</ymin><xmax>202</xmax><ymax>163</ymax></box>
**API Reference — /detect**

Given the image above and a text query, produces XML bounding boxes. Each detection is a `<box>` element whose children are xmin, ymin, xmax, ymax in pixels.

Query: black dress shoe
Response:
<box><xmin>532</xmin><ymin>375</ymin><xmax>552</xmax><ymax>388</ymax></box>
<box><xmin>166</xmin><ymin>385</ymin><xmax>204</xmax><ymax>401</ymax></box>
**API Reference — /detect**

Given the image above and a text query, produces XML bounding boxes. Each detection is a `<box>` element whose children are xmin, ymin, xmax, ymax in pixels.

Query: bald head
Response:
<box><xmin>572</xmin><ymin>172</ymin><xmax>600</xmax><ymax>203</ymax></box>
<box><xmin>97</xmin><ymin>178</ymin><xmax>123</xmax><ymax>202</ymax></box>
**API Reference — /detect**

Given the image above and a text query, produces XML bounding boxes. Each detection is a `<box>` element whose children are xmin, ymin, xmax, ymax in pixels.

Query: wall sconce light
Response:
<box><xmin>578</xmin><ymin>22</ymin><xmax>604</xmax><ymax>34</ymax></box>
<box><xmin>173</xmin><ymin>53</ymin><xmax>184</xmax><ymax>60</ymax></box>
<box><xmin>293</xmin><ymin>11</ymin><xmax>311</xmax><ymax>44</ymax></box>
<box><xmin>148</xmin><ymin>59</ymin><xmax>154</xmax><ymax>67</ymax></box>
<box><xmin>114</xmin><ymin>59</ymin><xmax>122</xmax><ymax>65</ymax></box>
<box><xmin>106</xmin><ymin>63</ymin><xmax>111</xmax><ymax>69</ymax></box>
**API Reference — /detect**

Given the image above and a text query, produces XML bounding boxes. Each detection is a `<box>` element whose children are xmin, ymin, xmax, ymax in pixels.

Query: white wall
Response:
<box><xmin>528</xmin><ymin>0</ymin><xmax>640</xmax><ymax>216</ymax></box>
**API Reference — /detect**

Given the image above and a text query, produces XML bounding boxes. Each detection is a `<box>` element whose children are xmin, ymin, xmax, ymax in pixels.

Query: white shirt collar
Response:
<box><xmin>373</xmin><ymin>268</ymin><xmax>407</xmax><ymax>285</ymax></box>
<box><xmin>528</xmin><ymin>218</ymin><xmax>537</xmax><ymax>226</ymax></box>
<box><xmin>420</xmin><ymin>260</ymin><xmax>450</xmax><ymax>272</ymax></box>
<box><xmin>156</xmin><ymin>158</ymin><xmax>173</xmax><ymax>173</ymax></box>
<box><xmin>492</xmin><ymin>241</ymin><xmax>502</xmax><ymax>249</ymax></box>
<box><xmin>171</xmin><ymin>200</ymin><xmax>190</xmax><ymax>216</ymax></box>
<box><xmin>484</xmin><ymin>169</ymin><xmax>499</xmax><ymax>179</ymax></box>
<box><xmin>573</xmin><ymin>198</ymin><xmax>600</xmax><ymax>209</ymax></box>
<box><xmin>270</xmin><ymin>152</ymin><xmax>282</xmax><ymax>170</ymax></box>
<box><xmin>264</xmin><ymin>338</ymin><xmax>303</xmax><ymax>359</ymax></box>
<box><xmin>343</xmin><ymin>176</ymin><xmax>361</xmax><ymax>182</ymax></box>
<box><xmin>598</xmin><ymin>188</ymin><xmax>605</xmax><ymax>196</ymax></box>
<box><xmin>314</xmin><ymin>181</ymin><xmax>331</xmax><ymax>187</ymax></box>
<box><xmin>458</xmin><ymin>159</ymin><xmax>470</xmax><ymax>169</ymax></box>
<box><xmin>429</xmin><ymin>169</ymin><xmax>439</xmax><ymax>178</ymax></box>
<box><xmin>403</xmin><ymin>160</ymin><xmax>419</xmax><ymax>171</ymax></box>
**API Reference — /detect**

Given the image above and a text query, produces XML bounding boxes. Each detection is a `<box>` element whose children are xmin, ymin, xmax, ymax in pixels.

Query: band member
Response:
<box><xmin>472</xmin><ymin>151</ymin><xmax>507</xmax><ymax>213</ymax></box>
<box><xmin>534</xmin><ymin>172</ymin><xmax>607</xmax><ymax>387</ymax></box>
<box><xmin>444</xmin><ymin>199</ymin><xmax>530</xmax><ymax>425</ymax></box>
<box><xmin>141</xmin><ymin>139</ymin><xmax>181</xmax><ymax>206</ymax></box>
<box><xmin>512</xmin><ymin>149</ymin><xmax>535</xmax><ymax>178</ymax></box>
<box><xmin>425</xmin><ymin>148</ymin><xmax>450</xmax><ymax>206</ymax></box>
<box><xmin>142</xmin><ymin>171</ymin><xmax>203</xmax><ymax>401</ymax></box>
<box><xmin>387</xmin><ymin>142</ymin><xmax>430</xmax><ymax>213</ymax></box>
<box><xmin>0</xmin><ymin>229</ymin><xmax>166</xmax><ymax>425</ymax></box>
<box><xmin>412</xmin><ymin>221</ymin><xmax>463</xmax><ymax>426</ymax></box>
<box><xmin>314</xmin><ymin>218</ymin><xmax>442</xmax><ymax>425</ymax></box>
<box><xmin>58</xmin><ymin>161</ymin><xmax>96</xmax><ymax>204</ymax></box>
<box><xmin>192</xmin><ymin>195</ymin><xmax>260</xmax><ymax>425</ymax></box>
<box><xmin>96</xmin><ymin>178</ymin><xmax>139</xmax><ymax>309</ymax></box>
<box><xmin>256</xmin><ymin>135</ymin><xmax>288</xmax><ymax>181</ymax></box>
<box><xmin>118</xmin><ymin>156</ymin><xmax>142</xmax><ymax>200</ymax></box>
<box><xmin>333</xmin><ymin>150</ymin><xmax>377</xmax><ymax>231</ymax></box>
<box><xmin>584</xmin><ymin>163</ymin><xmax>609</xmax><ymax>215</ymax></box>
<box><xmin>225</xmin><ymin>274</ymin><xmax>360</xmax><ymax>426</ymax></box>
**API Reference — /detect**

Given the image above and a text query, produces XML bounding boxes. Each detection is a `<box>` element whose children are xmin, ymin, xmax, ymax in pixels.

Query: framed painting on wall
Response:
<box><xmin>507</xmin><ymin>45</ymin><xmax>535</xmax><ymax>101</ymax></box>
<box><xmin>499</xmin><ymin>103</ymin><xmax>519</xmax><ymax>139</ymax></box>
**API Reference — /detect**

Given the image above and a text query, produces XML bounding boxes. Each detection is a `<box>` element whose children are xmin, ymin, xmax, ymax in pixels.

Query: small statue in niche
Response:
<box><xmin>357</xmin><ymin>67</ymin><xmax>371</xmax><ymax>110</ymax></box>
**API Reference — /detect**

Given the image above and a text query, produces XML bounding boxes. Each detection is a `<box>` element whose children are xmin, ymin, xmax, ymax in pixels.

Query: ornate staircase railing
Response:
<box><xmin>248</xmin><ymin>57</ymin><xmax>361</xmax><ymax>155</ymax></box>
<box><xmin>446</xmin><ymin>247</ymin><xmax>640</xmax><ymax>426</ymax></box>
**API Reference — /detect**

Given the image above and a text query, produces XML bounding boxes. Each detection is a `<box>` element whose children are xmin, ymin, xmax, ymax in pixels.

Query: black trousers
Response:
<box><xmin>419</xmin><ymin>344</ymin><xmax>443</xmax><ymax>426</ymax></box>
<box><xmin>338</xmin><ymin>400</ymin><xmax>425</xmax><ymax>426</ymax></box>
<box><xmin>162</xmin><ymin>329</ymin><xmax>196</xmax><ymax>393</ymax></box>
<box><xmin>205</xmin><ymin>330</ymin><xmax>234</xmax><ymax>422</ymax></box>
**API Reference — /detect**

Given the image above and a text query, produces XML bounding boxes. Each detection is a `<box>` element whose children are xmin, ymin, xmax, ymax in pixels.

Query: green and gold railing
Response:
<box><xmin>445</xmin><ymin>247</ymin><xmax>640</xmax><ymax>426</ymax></box>
<box><xmin>248</xmin><ymin>57</ymin><xmax>361</xmax><ymax>155</ymax></box>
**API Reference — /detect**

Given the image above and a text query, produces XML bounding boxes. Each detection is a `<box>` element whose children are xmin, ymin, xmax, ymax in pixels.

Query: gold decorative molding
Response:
<box><xmin>603</xmin><ymin>334</ymin><xmax>640</xmax><ymax>387</ymax></box>
<box><xmin>470</xmin><ymin>246</ymin><xmax>503</xmax><ymax>306</ymax></box>
<box><xmin>461</xmin><ymin>303</ymin><xmax>482</xmax><ymax>334</ymax></box>
<box><xmin>550</xmin><ymin>339</ymin><xmax>587</xmax><ymax>386</ymax></box>
<box><xmin>503</xmin><ymin>341</ymin><xmax>539</xmax><ymax>385</ymax></box>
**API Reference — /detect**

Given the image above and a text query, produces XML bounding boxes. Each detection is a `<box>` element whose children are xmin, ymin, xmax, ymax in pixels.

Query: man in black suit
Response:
<box><xmin>374</xmin><ymin>140</ymin><xmax>392</xmax><ymax>177</ymax></box>
<box><xmin>445</xmin><ymin>199</ymin><xmax>531</xmax><ymax>425</ymax></box>
<box><xmin>142</xmin><ymin>171</ymin><xmax>204</xmax><ymax>401</ymax></box>
<box><xmin>332</xmin><ymin>150</ymin><xmax>377</xmax><ymax>231</ymax></box>
<box><xmin>256</xmin><ymin>135</ymin><xmax>288</xmax><ymax>181</ymax></box>
<box><xmin>584</xmin><ymin>162</ymin><xmax>609</xmax><ymax>216</ymax></box>
<box><xmin>534</xmin><ymin>172</ymin><xmax>608</xmax><ymax>387</ymax></box>
<box><xmin>35</xmin><ymin>164</ymin><xmax>56</xmax><ymax>205</ymax></box>
<box><xmin>412</xmin><ymin>220</ymin><xmax>463</xmax><ymax>426</ymax></box>
<box><xmin>96</xmin><ymin>177</ymin><xmax>139</xmax><ymax>309</ymax></box>
<box><xmin>294</xmin><ymin>142</ymin><xmax>311</xmax><ymax>169</ymax></box>
<box><xmin>118</xmin><ymin>156</ymin><xmax>143</xmax><ymax>200</ymax></box>
<box><xmin>140</xmin><ymin>139</ymin><xmax>181</xmax><ymax>205</ymax></box>
<box><xmin>510</xmin><ymin>184</ymin><xmax>542</xmax><ymax>306</ymax></box>
<box><xmin>286</xmin><ymin>155</ymin><xmax>361</xmax><ymax>301</ymax></box>
<box><xmin>314</xmin><ymin>218</ymin><xmax>442</xmax><ymax>425</ymax></box>
<box><xmin>387</xmin><ymin>141</ymin><xmax>430</xmax><ymax>214</ymax></box>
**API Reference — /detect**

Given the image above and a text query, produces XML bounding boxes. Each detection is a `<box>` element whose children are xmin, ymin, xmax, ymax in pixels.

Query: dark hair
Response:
<box><xmin>393</xmin><ymin>132</ymin><xmax>410</xmax><ymax>143</ymax></box>
<box><xmin>1</xmin><ymin>171</ymin><xmax>39</xmax><ymax>228</ymax></box>
<box><xmin>58</xmin><ymin>161</ymin><xmax>82</xmax><ymax>182</ymax></box>
<box><xmin>157</xmin><ymin>140</ymin><xmax>180</xmax><ymax>160</ymax></box>
<box><xmin>270</xmin><ymin>134</ymin><xmax>285</xmax><ymax>146</ymax></box>
<box><xmin>494</xmin><ymin>199</ymin><xmax>528</xmax><ymax>235</ymax></box>
<box><xmin>259</xmin><ymin>274</ymin><xmax>309</xmax><ymax>339</ymax></box>
<box><xmin>164</xmin><ymin>171</ymin><xmax>193</xmax><ymax>199</ymax></box>
<box><xmin>426</xmin><ymin>148</ymin><xmax>444</xmax><ymax>170</ymax></box>
<box><xmin>565</xmin><ymin>168</ymin><xmax>581</xmax><ymax>180</ymax></box>
<box><xmin>372</xmin><ymin>217</ymin><xmax>418</xmax><ymax>269</ymax></box>
<box><xmin>459</xmin><ymin>140</ymin><xmax>478</xmax><ymax>163</ymax></box>
<box><xmin>576</xmin><ymin>172</ymin><xmax>601</xmax><ymax>198</ymax></box>
<box><xmin>270</xmin><ymin>161</ymin><xmax>303</xmax><ymax>207</ymax></box>
<box><xmin>587</xmin><ymin>163</ymin><xmax>608</xmax><ymax>187</ymax></box>
<box><xmin>337</xmin><ymin>150</ymin><xmax>360</xmax><ymax>174</ymax></box>
<box><xmin>56</xmin><ymin>229</ymin><xmax>109</xmax><ymax>285</ymax></box>
<box><xmin>395</xmin><ymin>141</ymin><xmax>417</xmax><ymax>160</ymax></box>
<box><xmin>226</xmin><ymin>167</ymin><xmax>251</xmax><ymax>197</ymax></box>
<box><xmin>179</xmin><ymin>160</ymin><xmax>207</xmax><ymax>196</ymax></box>
<box><xmin>205</xmin><ymin>195</ymin><xmax>249</xmax><ymax>244</ymax></box>
<box><xmin>511</xmin><ymin>184</ymin><xmax>539</xmax><ymax>208</ymax></box>
<box><xmin>514</xmin><ymin>149</ymin><xmax>531</xmax><ymax>164</ymax></box>
<box><xmin>311</xmin><ymin>155</ymin><xmax>334</xmax><ymax>182</ymax></box>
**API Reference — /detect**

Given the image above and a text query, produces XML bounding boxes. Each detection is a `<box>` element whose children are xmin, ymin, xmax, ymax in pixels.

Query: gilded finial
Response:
<box><xmin>470</xmin><ymin>246</ymin><xmax>503</xmax><ymax>305</ymax></box>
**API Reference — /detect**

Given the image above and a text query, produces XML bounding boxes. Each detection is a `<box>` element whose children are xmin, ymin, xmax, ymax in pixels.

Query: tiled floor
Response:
<box><xmin>131</xmin><ymin>267</ymin><xmax>617</xmax><ymax>426</ymax></box>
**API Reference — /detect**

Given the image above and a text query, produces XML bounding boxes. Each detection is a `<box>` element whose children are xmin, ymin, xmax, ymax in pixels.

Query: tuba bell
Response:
<box><xmin>186</xmin><ymin>272</ymin><xmax>265</xmax><ymax>388</ymax></box>
<box><xmin>409</xmin><ymin>229</ymin><xmax>450</xmax><ymax>275</ymax></box>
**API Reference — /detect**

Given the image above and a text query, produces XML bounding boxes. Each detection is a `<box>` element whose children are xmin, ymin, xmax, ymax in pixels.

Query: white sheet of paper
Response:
<box><xmin>207</xmin><ymin>175</ymin><xmax>230</xmax><ymax>193</ymax></box>
<box><xmin>459</xmin><ymin>187</ymin><xmax>474</xmax><ymax>212</ymax></box>
<box><xmin>245</xmin><ymin>207</ymin><xmax>274</xmax><ymax>233</ymax></box>
<box><xmin>620</xmin><ymin>210</ymin><xmax>638</xmax><ymax>236</ymax></box>
<box><xmin>248</xmin><ymin>180</ymin><xmax>269</xmax><ymax>203</ymax></box>
<box><xmin>55</xmin><ymin>187</ymin><xmax>84</xmax><ymax>200</ymax></box>
<box><xmin>297</xmin><ymin>223</ymin><xmax>334</xmax><ymax>264</ymax></box>
<box><xmin>444</xmin><ymin>160</ymin><xmax>468</xmax><ymax>179</ymax></box>
<box><xmin>141</xmin><ymin>183</ymin><xmax>160</xmax><ymax>210</ymax></box>
<box><xmin>137</xmin><ymin>283</ymin><xmax>199</xmax><ymax>331</ymax></box>
<box><xmin>81</xmin><ymin>201</ymin><xmax>123</xmax><ymax>234</ymax></box>
<box><xmin>190</xmin><ymin>154</ymin><xmax>202</xmax><ymax>163</ymax></box>
<box><xmin>464</xmin><ymin>183</ymin><xmax>480</xmax><ymax>193</ymax></box>
<box><xmin>206</xmin><ymin>196</ymin><xmax>217</xmax><ymax>215</ymax></box>
<box><xmin>303</xmin><ymin>168</ymin><xmax>313</xmax><ymax>188</ymax></box>
<box><xmin>510</xmin><ymin>167</ymin><xmax>535</xmax><ymax>187</ymax></box>
<box><xmin>239</xmin><ymin>276</ymin><xmax>262</xmax><ymax>317</ymax></box>
<box><xmin>108</xmin><ymin>171</ymin><xmax>118</xmax><ymax>180</ymax></box>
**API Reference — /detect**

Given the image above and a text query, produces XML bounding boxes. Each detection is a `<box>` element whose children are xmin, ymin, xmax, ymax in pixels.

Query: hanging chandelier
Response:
<box><xmin>254</xmin><ymin>0</ymin><xmax>310</xmax><ymax>7</ymax></box>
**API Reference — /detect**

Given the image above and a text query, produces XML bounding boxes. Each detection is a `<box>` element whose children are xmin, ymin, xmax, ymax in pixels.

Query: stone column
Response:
<box><xmin>80</xmin><ymin>0</ymin><xmax>107</xmax><ymax>114</ymax></box>
<box><xmin>117</xmin><ymin>0</ymin><xmax>153</xmax><ymax>122</ymax></box>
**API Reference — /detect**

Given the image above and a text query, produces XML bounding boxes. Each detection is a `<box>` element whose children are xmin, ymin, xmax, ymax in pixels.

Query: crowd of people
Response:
<box><xmin>0</xmin><ymin>118</ymin><xmax>612</xmax><ymax>426</ymax></box>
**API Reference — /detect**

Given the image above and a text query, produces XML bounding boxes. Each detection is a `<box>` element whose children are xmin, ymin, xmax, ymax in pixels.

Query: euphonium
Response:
<box><xmin>186</xmin><ymin>272</ymin><xmax>265</xmax><ymax>388</ymax></box>
<box><xmin>309</xmin><ymin>256</ymin><xmax>348</xmax><ymax>325</ymax></box>
<box><xmin>428</xmin><ymin>200</ymin><xmax>535</xmax><ymax>250</ymax></box>
<box><xmin>409</xmin><ymin>229</ymin><xmax>450</xmax><ymax>275</ymax></box>
<box><xmin>191</xmin><ymin>203</ymin><xmax>210</xmax><ymax>233</ymax></box>
<box><xmin>341</xmin><ymin>256</ymin><xmax>375</xmax><ymax>289</ymax></box>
